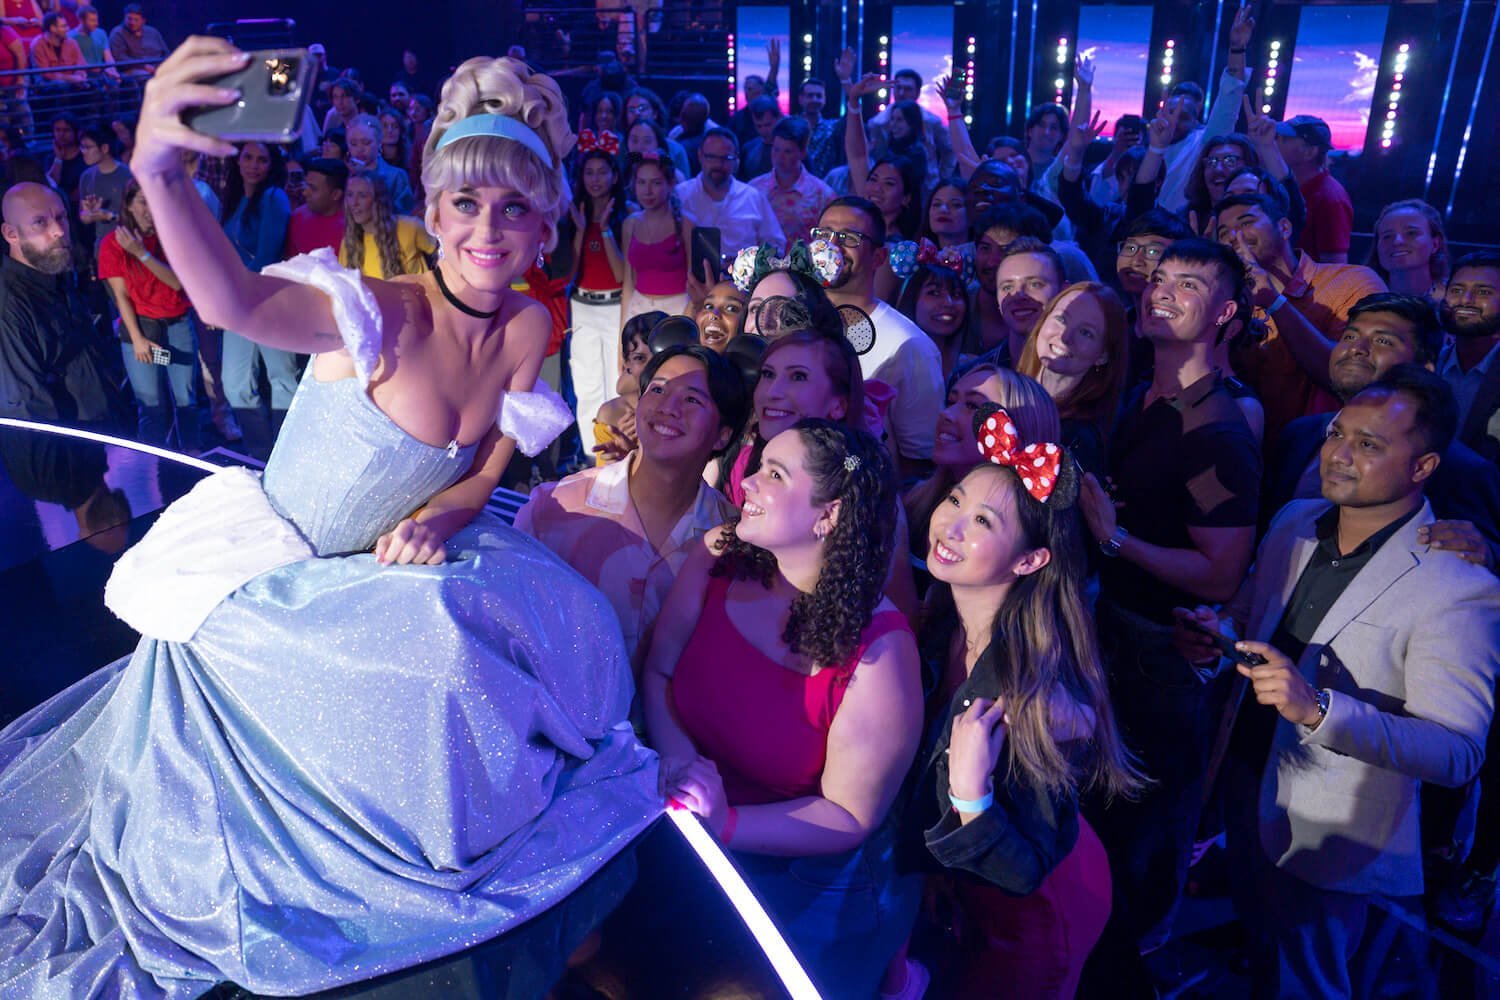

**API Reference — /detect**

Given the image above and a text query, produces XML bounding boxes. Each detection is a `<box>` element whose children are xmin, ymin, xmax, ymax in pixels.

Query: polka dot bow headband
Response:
<box><xmin>974</xmin><ymin>405</ymin><xmax>1070</xmax><ymax>505</ymax></box>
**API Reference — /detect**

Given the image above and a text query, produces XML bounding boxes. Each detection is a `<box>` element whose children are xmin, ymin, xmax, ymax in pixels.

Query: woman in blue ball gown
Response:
<box><xmin>0</xmin><ymin>38</ymin><xmax>660</xmax><ymax>999</ymax></box>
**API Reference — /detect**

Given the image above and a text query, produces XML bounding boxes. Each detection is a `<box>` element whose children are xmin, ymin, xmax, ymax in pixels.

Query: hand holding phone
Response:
<box><xmin>183</xmin><ymin>48</ymin><xmax>313</xmax><ymax>144</ymax></box>
<box><xmin>1177</xmin><ymin>614</ymin><xmax>1267</xmax><ymax>666</ymax></box>
<box><xmin>150</xmin><ymin>345</ymin><xmax>173</xmax><ymax>366</ymax></box>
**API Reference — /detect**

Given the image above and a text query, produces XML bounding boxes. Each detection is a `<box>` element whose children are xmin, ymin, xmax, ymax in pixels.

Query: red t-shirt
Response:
<box><xmin>1297</xmin><ymin>170</ymin><xmax>1354</xmax><ymax>260</ymax></box>
<box><xmin>284</xmin><ymin>205</ymin><xmax>345</xmax><ymax>257</ymax></box>
<box><xmin>0</xmin><ymin>26</ymin><xmax>21</xmax><ymax>87</ymax></box>
<box><xmin>97</xmin><ymin>230</ymin><xmax>191</xmax><ymax>320</ymax></box>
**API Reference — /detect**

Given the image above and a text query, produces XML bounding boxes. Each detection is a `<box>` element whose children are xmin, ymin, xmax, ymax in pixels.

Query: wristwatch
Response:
<box><xmin>1099</xmin><ymin>525</ymin><xmax>1129</xmax><ymax>558</ymax></box>
<box><xmin>1309</xmin><ymin>688</ymin><xmax>1331</xmax><ymax>729</ymax></box>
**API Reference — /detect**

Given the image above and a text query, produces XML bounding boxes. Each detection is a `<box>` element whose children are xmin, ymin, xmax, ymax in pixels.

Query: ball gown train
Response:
<box><xmin>0</xmin><ymin>250</ymin><xmax>661</xmax><ymax>998</ymax></box>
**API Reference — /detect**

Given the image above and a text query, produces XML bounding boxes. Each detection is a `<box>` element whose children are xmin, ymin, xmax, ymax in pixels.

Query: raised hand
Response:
<box><xmin>1146</xmin><ymin>111</ymin><xmax>1173</xmax><ymax>151</ymax></box>
<box><xmin>114</xmin><ymin>224</ymin><xmax>143</xmax><ymax>258</ymax></box>
<box><xmin>1242</xmin><ymin>95</ymin><xmax>1277</xmax><ymax>148</ymax></box>
<box><xmin>1066</xmin><ymin>109</ymin><xmax>1105</xmax><ymax>156</ymax></box>
<box><xmin>1225</xmin><ymin>230</ymin><xmax>1279</xmax><ymax>308</ymax></box>
<box><xmin>594</xmin><ymin>196</ymin><xmax>616</xmax><ymax>226</ymax></box>
<box><xmin>848</xmin><ymin>72</ymin><xmax>883</xmax><ymax>100</ymax></box>
<box><xmin>568</xmin><ymin>201</ymin><xmax>586</xmax><ymax>233</ymax></box>
<box><xmin>834</xmin><ymin>46</ymin><xmax>856</xmax><ymax>84</ymax></box>
<box><xmin>935</xmin><ymin>73</ymin><xmax>961</xmax><ymax>116</ymax></box>
<box><xmin>134</xmin><ymin>37</ymin><xmax>251</xmax><ymax>177</ymax></box>
<box><xmin>766</xmin><ymin>37</ymin><xmax>781</xmax><ymax>75</ymax></box>
<box><xmin>1229</xmin><ymin>2</ymin><xmax>1256</xmax><ymax>51</ymax></box>
<box><xmin>1074</xmin><ymin>50</ymin><xmax>1096</xmax><ymax>89</ymax></box>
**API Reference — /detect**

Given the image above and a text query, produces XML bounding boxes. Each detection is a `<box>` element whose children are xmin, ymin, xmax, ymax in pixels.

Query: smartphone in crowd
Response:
<box><xmin>690</xmin><ymin>226</ymin><xmax>723</xmax><ymax>285</ymax></box>
<box><xmin>185</xmin><ymin>49</ymin><xmax>313</xmax><ymax>144</ymax></box>
<box><xmin>149</xmin><ymin>346</ymin><xmax>172</xmax><ymax>366</ymax></box>
<box><xmin>1180</xmin><ymin>616</ymin><xmax>1267</xmax><ymax>667</ymax></box>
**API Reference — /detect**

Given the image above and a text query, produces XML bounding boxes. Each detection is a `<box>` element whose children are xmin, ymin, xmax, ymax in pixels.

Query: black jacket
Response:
<box><xmin>0</xmin><ymin>255</ymin><xmax>124</xmax><ymax>428</ymax></box>
<box><xmin>899</xmin><ymin>631</ymin><xmax>1079</xmax><ymax>895</ymax></box>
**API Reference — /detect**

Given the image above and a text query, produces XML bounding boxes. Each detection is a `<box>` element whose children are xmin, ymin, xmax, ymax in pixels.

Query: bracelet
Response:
<box><xmin>1148</xmin><ymin>145</ymin><xmax>1170</xmax><ymax>155</ymax></box>
<box><xmin>1266</xmin><ymin>293</ymin><xmax>1288</xmax><ymax>314</ymax></box>
<box><xmin>719</xmin><ymin>806</ymin><xmax>739</xmax><ymax>844</ymax></box>
<box><xmin>948</xmin><ymin>789</ymin><xmax>994</xmax><ymax>813</ymax></box>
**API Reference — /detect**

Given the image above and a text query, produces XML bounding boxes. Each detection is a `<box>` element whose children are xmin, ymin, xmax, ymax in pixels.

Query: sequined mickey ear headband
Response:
<box><xmin>889</xmin><ymin>238</ymin><xmax>973</xmax><ymax>283</ymax></box>
<box><xmin>972</xmin><ymin>404</ymin><xmax>1073</xmax><ymax>506</ymax></box>
<box><xmin>730</xmin><ymin>239</ymin><xmax>847</xmax><ymax>293</ymax></box>
<box><xmin>436</xmin><ymin>113</ymin><xmax>556</xmax><ymax>166</ymax></box>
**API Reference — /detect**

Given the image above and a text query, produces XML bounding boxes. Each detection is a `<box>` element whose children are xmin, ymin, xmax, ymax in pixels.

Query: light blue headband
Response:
<box><xmin>434</xmin><ymin>114</ymin><xmax>555</xmax><ymax>167</ymax></box>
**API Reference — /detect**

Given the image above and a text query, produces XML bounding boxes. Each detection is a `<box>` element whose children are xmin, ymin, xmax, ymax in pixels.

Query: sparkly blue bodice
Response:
<box><xmin>259</xmin><ymin>372</ymin><xmax>480</xmax><ymax>556</ymax></box>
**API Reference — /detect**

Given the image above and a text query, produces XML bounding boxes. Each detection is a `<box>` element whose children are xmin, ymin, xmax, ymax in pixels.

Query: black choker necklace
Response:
<box><xmin>433</xmin><ymin>264</ymin><xmax>502</xmax><ymax>320</ymax></box>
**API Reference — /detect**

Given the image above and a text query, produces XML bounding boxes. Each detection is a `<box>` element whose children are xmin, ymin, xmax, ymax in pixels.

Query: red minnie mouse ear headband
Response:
<box><xmin>972</xmin><ymin>403</ymin><xmax>1079</xmax><ymax>508</ymax></box>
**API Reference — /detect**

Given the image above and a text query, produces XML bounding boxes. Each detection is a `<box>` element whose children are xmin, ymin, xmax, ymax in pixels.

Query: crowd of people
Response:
<box><xmin>2</xmin><ymin>6</ymin><xmax>1499</xmax><ymax>1000</ymax></box>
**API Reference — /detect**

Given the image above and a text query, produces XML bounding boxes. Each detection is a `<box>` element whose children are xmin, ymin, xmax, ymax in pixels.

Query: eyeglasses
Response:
<box><xmin>810</xmin><ymin>227</ymin><xmax>873</xmax><ymax>249</ymax></box>
<box><xmin>1203</xmin><ymin>154</ymin><xmax>1244</xmax><ymax>169</ymax></box>
<box><xmin>1117</xmin><ymin>241</ymin><xmax>1167</xmax><ymax>260</ymax></box>
<box><xmin>699</xmin><ymin>151</ymin><xmax>738</xmax><ymax>165</ymax></box>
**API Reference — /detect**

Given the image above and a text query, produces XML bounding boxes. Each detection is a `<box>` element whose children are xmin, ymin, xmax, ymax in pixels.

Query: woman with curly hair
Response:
<box><xmin>339</xmin><ymin>170</ymin><xmax>434</xmax><ymax>279</ymax></box>
<box><xmin>904</xmin><ymin>407</ymin><xmax>1142</xmax><ymax>997</ymax></box>
<box><xmin>646</xmin><ymin>419</ymin><xmax>923</xmax><ymax>999</ymax></box>
<box><xmin>0</xmin><ymin>39</ymin><xmax>660</xmax><ymax>997</ymax></box>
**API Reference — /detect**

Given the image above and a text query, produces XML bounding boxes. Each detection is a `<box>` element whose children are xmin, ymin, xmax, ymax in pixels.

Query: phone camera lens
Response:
<box><xmin>266</xmin><ymin>57</ymin><xmax>299</xmax><ymax>97</ymax></box>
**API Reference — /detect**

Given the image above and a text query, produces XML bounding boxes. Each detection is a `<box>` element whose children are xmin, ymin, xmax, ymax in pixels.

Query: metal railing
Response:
<box><xmin>519</xmin><ymin>3</ymin><xmax>728</xmax><ymax>82</ymax></box>
<box><xmin>1</xmin><ymin>57</ymin><xmax>160</xmax><ymax>146</ymax></box>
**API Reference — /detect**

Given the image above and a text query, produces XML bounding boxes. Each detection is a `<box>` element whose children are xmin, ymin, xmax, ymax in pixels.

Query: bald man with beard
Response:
<box><xmin>0</xmin><ymin>182</ymin><xmax>123</xmax><ymax>429</ymax></box>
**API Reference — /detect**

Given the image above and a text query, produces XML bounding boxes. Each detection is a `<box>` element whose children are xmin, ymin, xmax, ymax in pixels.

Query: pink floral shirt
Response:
<box><xmin>515</xmin><ymin>454</ymin><xmax>735</xmax><ymax>669</ymax></box>
<box><xmin>748</xmin><ymin>166</ymin><xmax>836</xmax><ymax>247</ymax></box>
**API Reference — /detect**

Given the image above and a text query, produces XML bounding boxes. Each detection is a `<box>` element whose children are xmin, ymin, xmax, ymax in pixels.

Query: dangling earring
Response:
<box><xmin>536</xmin><ymin>247</ymin><xmax>546</xmax><ymax>268</ymax></box>
<box><xmin>436</xmin><ymin>238</ymin><xmax>444</xmax><ymax>261</ymax></box>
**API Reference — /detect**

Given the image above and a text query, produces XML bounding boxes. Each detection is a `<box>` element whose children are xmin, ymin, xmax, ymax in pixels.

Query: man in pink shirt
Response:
<box><xmin>284</xmin><ymin>157</ymin><xmax>347</xmax><ymax>257</ymax></box>
<box><xmin>1278</xmin><ymin>115</ymin><xmax>1353</xmax><ymax>265</ymax></box>
<box><xmin>748</xmin><ymin>116</ymin><xmax>834</xmax><ymax>246</ymax></box>
<box><xmin>515</xmin><ymin>345</ymin><xmax>746</xmax><ymax>673</ymax></box>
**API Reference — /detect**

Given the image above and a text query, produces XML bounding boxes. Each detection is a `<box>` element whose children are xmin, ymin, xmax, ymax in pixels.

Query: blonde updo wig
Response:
<box><xmin>421</xmin><ymin>56</ymin><xmax>576</xmax><ymax>250</ymax></box>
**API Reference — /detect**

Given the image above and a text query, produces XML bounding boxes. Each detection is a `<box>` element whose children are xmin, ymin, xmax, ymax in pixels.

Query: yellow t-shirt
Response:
<box><xmin>340</xmin><ymin>216</ymin><xmax>435</xmax><ymax>278</ymax></box>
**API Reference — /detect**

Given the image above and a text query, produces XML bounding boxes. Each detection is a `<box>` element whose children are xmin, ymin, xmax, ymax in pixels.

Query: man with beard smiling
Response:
<box><xmin>1436</xmin><ymin>252</ymin><xmax>1500</xmax><ymax>463</ymax></box>
<box><xmin>1266</xmin><ymin>292</ymin><xmax>1500</xmax><ymax>567</ymax></box>
<box><xmin>0</xmin><ymin>182</ymin><xmax>123</xmax><ymax>434</ymax></box>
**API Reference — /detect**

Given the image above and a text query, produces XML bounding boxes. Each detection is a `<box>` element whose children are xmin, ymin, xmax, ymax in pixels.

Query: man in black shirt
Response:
<box><xmin>1178</xmin><ymin>366</ymin><xmax>1500</xmax><ymax>997</ymax></box>
<box><xmin>1077</xmin><ymin>239</ymin><xmax>1261</xmax><ymax>997</ymax></box>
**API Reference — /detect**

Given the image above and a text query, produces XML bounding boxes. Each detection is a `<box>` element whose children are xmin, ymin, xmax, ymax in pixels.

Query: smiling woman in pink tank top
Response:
<box><xmin>643</xmin><ymin>419</ymin><xmax>923</xmax><ymax>999</ymax></box>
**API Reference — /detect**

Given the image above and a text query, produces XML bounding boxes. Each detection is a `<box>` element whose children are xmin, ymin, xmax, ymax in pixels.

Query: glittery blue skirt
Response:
<box><xmin>0</xmin><ymin>513</ymin><xmax>661</xmax><ymax>999</ymax></box>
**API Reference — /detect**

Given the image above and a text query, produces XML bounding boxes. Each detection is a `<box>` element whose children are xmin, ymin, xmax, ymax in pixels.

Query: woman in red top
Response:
<box><xmin>645</xmin><ymin>419</ymin><xmax>923</xmax><ymax>999</ymax></box>
<box><xmin>0</xmin><ymin>0</ymin><xmax>42</xmax><ymax>40</ymax></box>
<box><xmin>98</xmin><ymin>178</ymin><xmax>201</xmax><ymax>450</ymax></box>
<box><xmin>566</xmin><ymin>142</ymin><xmax>626</xmax><ymax>452</ymax></box>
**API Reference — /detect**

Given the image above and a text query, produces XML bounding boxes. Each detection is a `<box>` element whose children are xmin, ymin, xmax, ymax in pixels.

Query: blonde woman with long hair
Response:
<box><xmin>0</xmin><ymin>38</ymin><xmax>659</xmax><ymax>997</ymax></box>
<box><xmin>340</xmin><ymin>169</ymin><xmax>433</xmax><ymax>278</ymax></box>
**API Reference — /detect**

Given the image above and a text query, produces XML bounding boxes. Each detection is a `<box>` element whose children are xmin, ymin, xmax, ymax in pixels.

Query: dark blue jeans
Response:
<box><xmin>1080</xmin><ymin>598</ymin><xmax>1234</xmax><ymax>997</ymax></box>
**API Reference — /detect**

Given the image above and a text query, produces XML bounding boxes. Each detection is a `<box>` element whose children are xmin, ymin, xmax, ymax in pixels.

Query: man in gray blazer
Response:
<box><xmin>1177</xmin><ymin>365</ymin><xmax>1500</xmax><ymax>997</ymax></box>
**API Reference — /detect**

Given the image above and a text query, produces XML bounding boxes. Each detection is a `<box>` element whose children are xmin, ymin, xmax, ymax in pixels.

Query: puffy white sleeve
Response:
<box><xmin>262</xmin><ymin>247</ymin><xmax>384</xmax><ymax>386</ymax></box>
<box><xmin>498</xmin><ymin>380</ymin><xmax>575</xmax><ymax>457</ymax></box>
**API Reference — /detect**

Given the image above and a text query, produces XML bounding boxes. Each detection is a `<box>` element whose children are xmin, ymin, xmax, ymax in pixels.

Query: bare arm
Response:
<box><xmin>842</xmin><ymin>74</ymin><xmax>879</xmax><ymax>196</ymax></box>
<box><xmin>105</xmin><ymin>276</ymin><xmax>149</xmax><ymax>351</ymax></box>
<box><xmin>618</xmin><ymin>214</ymin><xmax>635</xmax><ymax>316</ymax></box>
<box><xmin>1120</xmin><ymin>524</ymin><xmax>1256</xmax><ymax>603</ymax></box>
<box><xmin>935</xmin><ymin>74</ymin><xmax>981</xmax><ymax>179</ymax></box>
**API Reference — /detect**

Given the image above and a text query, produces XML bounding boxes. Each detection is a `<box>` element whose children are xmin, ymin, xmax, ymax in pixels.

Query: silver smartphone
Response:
<box><xmin>185</xmin><ymin>49</ymin><xmax>312</xmax><ymax>144</ymax></box>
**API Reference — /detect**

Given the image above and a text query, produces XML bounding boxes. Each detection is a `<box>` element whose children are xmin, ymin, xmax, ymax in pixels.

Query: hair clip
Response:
<box><xmin>843</xmin><ymin>454</ymin><xmax>862</xmax><ymax>472</ymax></box>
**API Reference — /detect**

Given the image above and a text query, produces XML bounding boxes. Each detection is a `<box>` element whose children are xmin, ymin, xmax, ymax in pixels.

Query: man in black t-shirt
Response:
<box><xmin>1076</xmin><ymin>239</ymin><xmax>1262</xmax><ymax>998</ymax></box>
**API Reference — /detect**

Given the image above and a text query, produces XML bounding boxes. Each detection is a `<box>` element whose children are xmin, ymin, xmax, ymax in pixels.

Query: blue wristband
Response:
<box><xmin>1267</xmin><ymin>293</ymin><xmax>1288</xmax><ymax>315</ymax></box>
<box><xmin>948</xmin><ymin>789</ymin><xmax>994</xmax><ymax>813</ymax></box>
